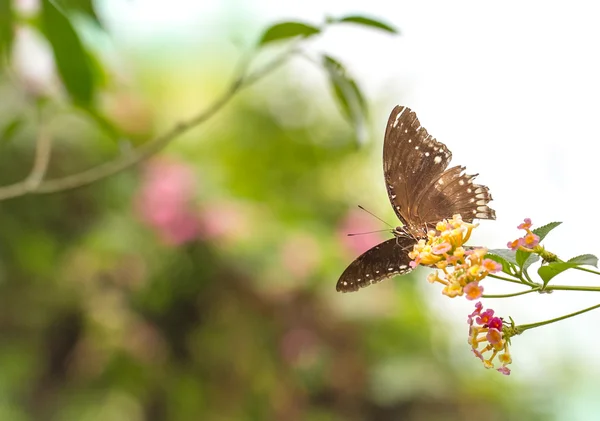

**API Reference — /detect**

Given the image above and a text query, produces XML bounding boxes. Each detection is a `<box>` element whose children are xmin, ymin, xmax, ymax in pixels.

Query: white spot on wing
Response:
<box><xmin>434</xmin><ymin>156</ymin><xmax>442</xmax><ymax>164</ymax></box>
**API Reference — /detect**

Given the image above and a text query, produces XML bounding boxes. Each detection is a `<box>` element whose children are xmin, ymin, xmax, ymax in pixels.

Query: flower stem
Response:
<box><xmin>488</xmin><ymin>273</ymin><xmax>522</xmax><ymax>284</ymax></box>
<box><xmin>545</xmin><ymin>284</ymin><xmax>600</xmax><ymax>292</ymax></box>
<box><xmin>516</xmin><ymin>303</ymin><xmax>600</xmax><ymax>333</ymax></box>
<box><xmin>482</xmin><ymin>289</ymin><xmax>539</xmax><ymax>298</ymax></box>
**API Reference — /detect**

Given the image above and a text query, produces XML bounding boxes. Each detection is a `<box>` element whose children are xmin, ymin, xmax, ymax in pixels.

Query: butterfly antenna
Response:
<box><xmin>347</xmin><ymin>229</ymin><xmax>391</xmax><ymax>237</ymax></box>
<box><xmin>357</xmin><ymin>205</ymin><xmax>395</xmax><ymax>229</ymax></box>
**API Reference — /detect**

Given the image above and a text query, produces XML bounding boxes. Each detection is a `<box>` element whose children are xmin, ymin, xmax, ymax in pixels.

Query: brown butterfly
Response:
<box><xmin>337</xmin><ymin>106</ymin><xmax>496</xmax><ymax>292</ymax></box>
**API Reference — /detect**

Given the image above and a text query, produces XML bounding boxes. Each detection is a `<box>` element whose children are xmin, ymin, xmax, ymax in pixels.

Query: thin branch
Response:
<box><xmin>0</xmin><ymin>109</ymin><xmax>53</xmax><ymax>201</ymax></box>
<box><xmin>516</xmin><ymin>302</ymin><xmax>600</xmax><ymax>333</ymax></box>
<box><xmin>24</xmin><ymin>108</ymin><xmax>53</xmax><ymax>190</ymax></box>
<box><xmin>0</xmin><ymin>46</ymin><xmax>298</xmax><ymax>201</ymax></box>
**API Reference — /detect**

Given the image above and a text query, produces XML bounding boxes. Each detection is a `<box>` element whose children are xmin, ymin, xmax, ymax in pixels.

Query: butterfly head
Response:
<box><xmin>392</xmin><ymin>224</ymin><xmax>428</xmax><ymax>240</ymax></box>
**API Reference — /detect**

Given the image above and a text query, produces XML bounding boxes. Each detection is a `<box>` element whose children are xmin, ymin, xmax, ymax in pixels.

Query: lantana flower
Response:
<box><xmin>507</xmin><ymin>217</ymin><xmax>540</xmax><ymax>251</ymax></box>
<box><xmin>468</xmin><ymin>302</ymin><xmax>512</xmax><ymax>375</ymax></box>
<box><xmin>408</xmin><ymin>214</ymin><xmax>501</xmax><ymax>299</ymax></box>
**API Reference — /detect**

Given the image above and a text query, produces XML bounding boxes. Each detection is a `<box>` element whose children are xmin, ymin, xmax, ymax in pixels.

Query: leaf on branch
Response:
<box><xmin>41</xmin><ymin>0</ymin><xmax>96</xmax><ymax>106</ymax></box>
<box><xmin>322</xmin><ymin>54</ymin><xmax>369</xmax><ymax>144</ymax></box>
<box><xmin>567</xmin><ymin>254</ymin><xmax>599</xmax><ymax>268</ymax></box>
<box><xmin>538</xmin><ymin>262</ymin><xmax>579</xmax><ymax>286</ymax></box>
<box><xmin>258</xmin><ymin>22</ymin><xmax>321</xmax><ymax>46</ymax></box>
<box><xmin>328</xmin><ymin>15</ymin><xmax>398</xmax><ymax>34</ymax></box>
<box><xmin>516</xmin><ymin>221</ymin><xmax>562</xmax><ymax>269</ymax></box>
<box><xmin>532</xmin><ymin>221</ymin><xmax>563</xmax><ymax>240</ymax></box>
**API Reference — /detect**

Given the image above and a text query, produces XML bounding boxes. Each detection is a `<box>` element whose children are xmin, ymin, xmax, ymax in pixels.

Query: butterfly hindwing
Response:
<box><xmin>416</xmin><ymin>165</ymin><xmax>496</xmax><ymax>224</ymax></box>
<box><xmin>336</xmin><ymin>237</ymin><xmax>416</xmax><ymax>293</ymax></box>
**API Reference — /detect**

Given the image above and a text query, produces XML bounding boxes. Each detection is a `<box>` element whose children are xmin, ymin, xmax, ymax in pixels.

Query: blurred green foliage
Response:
<box><xmin>0</xmin><ymin>2</ymin><xmax>550</xmax><ymax>421</ymax></box>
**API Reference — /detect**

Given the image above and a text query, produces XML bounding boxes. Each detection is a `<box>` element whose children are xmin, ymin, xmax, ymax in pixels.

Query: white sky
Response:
<box><xmin>100</xmin><ymin>0</ymin><xmax>600</xmax><ymax>415</ymax></box>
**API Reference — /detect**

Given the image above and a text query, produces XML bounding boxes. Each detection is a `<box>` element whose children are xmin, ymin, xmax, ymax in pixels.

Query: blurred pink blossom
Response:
<box><xmin>338</xmin><ymin>208</ymin><xmax>387</xmax><ymax>256</ymax></box>
<box><xmin>280</xmin><ymin>234</ymin><xmax>320</xmax><ymax>280</ymax></box>
<box><xmin>197</xmin><ymin>200</ymin><xmax>248</xmax><ymax>243</ymax></box>
<box><xmin>135</xmin><ymin>159</ymin><xmax>201</xmax><ymax>246</ymax></box>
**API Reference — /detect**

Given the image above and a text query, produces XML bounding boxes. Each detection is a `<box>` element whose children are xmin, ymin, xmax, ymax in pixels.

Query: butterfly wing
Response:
<box><xmin>415</xmin><ymin>165</ymin><xmax>496</xmax><ymax>224</ymax></box>
<box><xmin>336</xmin><ymin>237</ymin><xmax>416</xmax><ymax>293</ymax></box>
<box><xmin>383</xmin><ymin>106</ymin><xmax>453</xmax><ymax>227</ymax></box>
<box><xmin>384</xmin><ymin>105</ymin><xmax>495</xmax><ymax>227</ymax></box>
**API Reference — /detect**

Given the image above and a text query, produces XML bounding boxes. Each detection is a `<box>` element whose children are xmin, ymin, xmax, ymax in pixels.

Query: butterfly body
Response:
<box><xmin>337</xmin><ymin>106</ymin><xmax>496</xmax><ymax>293</ymax></box>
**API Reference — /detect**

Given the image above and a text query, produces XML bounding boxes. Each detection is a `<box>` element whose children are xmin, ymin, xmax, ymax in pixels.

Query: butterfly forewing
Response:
<box><xmin>336</xmin><ymin>237</ymin><xmax>416</xmax><ymax>293</ymax></box>
<box><xmin>383</xmin><ymin>106</ymin><xmax>452</xmax><ymax>226</ymax></box>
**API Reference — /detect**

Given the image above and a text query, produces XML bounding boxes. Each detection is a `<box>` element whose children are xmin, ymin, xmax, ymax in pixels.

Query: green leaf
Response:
<box><xmin>41</xmin><ymin>0</ymin><xmax>95</xmax><ymax>106</ymax></box>
<box><xmin>329</xmin><ymin>15</ymin><xmax>398</xmax><ymax>34</ymax></box>
<box><xmin>532</xmin><ymin>221</ymin><xmax>562</xmax><ymax>240</ymax></box>
<box><xmin>53</xmin><ymin>0</ymin><xmax>103</xmax><ymax>28</ymax></box>
<box><xmin>567</xmin><ymin>254</ymin><xmax>599</xmax><ymax>267</ymax></box>
<box><xmin>538</xmin><ymin>262</ymin><xmax>578</xmax><ymax>286</ymax></box>
<box><xmin>516</xmin><ymin>221</ymin><xmax>562</xmax><ymax>268</ymax></box>
<box><xmin>486</xmin><ymin>249</ymin><xmax>518</xmax><ymax>273</ymax></box>
<box><xmin>322</xmin><ymin>55</ymin><xmax>369</xmax><ymax>144</ymax></box>
<box><xmin>258</xmin><ymin>22</ymin><xmax>320</xmax><ymax>46</ymax></box>
<box><xmin>0</xmin><ymin>0</ymin><xmax>15</xmax><ymax>62</ymax></box>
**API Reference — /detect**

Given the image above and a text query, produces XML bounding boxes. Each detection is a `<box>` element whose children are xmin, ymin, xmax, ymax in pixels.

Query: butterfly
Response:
<box><xmin>336</xmin><ymin>106</ymin><xmax>496</xmax><ymax>293</ymax></box>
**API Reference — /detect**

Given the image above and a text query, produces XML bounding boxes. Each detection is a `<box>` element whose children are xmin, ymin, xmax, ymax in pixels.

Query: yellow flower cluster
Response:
<box><xmin>408</xmin><ymin>214</ymin><xmax>501</xmax><ymax>300</ymax></box>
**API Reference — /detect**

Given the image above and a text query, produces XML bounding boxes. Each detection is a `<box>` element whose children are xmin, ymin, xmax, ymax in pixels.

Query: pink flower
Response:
<box><xmin>507</xmin><ymin>238</ymin><xmax>524</xmax><ymax>251</ymax></box>
<box><xmin>134</xmin><ymin>159</ymin><xmax>201</xmax><ymax>246</ymax></box>
<box><xmin>517</xmin><ymin>218</ymin><xmax>533</xmax><ymax>230</ymax></box>
<box><xmin>487</xmin><ymin>317</ymin><xmax>503</xmax><ymax>331</ymax></box>
<box><xmin>467</xmin><ymin>301</ymin><xmax>484</xmax><ymax>325</ymax></box>
<box><xmin>523</xmin><ymin>233</ymin><xmax>540</xmax><ymax>248</ymax></box>
<box><xmin>464</xmin><ymin>281</ymin><xmax>483</xmax><ymax>300</ymax></box>
<box><xmin>482</xmin><ymin>259</ymin><xmax>502</xmax><ymax>273</ymax></box>
<box><xmin>476</xmin><ymin>309</ymin><xmax>494</xmax><ymax>325</ymax></box>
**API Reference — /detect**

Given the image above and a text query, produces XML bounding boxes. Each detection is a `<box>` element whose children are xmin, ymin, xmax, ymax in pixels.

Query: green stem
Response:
<box><xmin>545</xmin><ymin>284</ymin><xmax>600</xmax><ymax>292</ymax></box>
<box><xmin>482</xmin><ymin>289</ymin><xmax>539</xmax><ymax>299</ymax></box>
<box><xmin>522</xmin><ymin>268</ymin><xmax>536</xmax><ymax>285</ymax></box>
<box><xmin>516</xmin><ymin>303</ymin><xmax>600</xmax><ymax>333</ymax></box>
<box><xmin>573</xmin><ymin>266</ymin><xmax>600</xmax><ymax>276</ymax></box>
<box><xmin>487</xmin><ymin>273</ymin><xmax>522</xmax><ymax>284</ymax></box>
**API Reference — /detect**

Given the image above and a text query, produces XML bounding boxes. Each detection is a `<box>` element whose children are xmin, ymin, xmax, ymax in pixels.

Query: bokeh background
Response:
<box><xmin>1</xmin><ymin>1</ymin><xmax>599</xmax><ymax>420</ymax></box>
